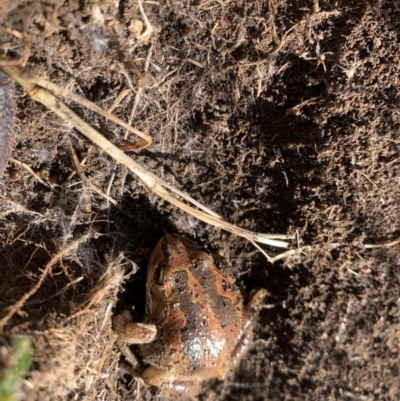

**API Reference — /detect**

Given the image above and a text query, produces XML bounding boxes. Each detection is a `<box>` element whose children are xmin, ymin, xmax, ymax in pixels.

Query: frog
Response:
<box><xmin>113</xmin><ymin>234</ymin><xmax>266</xmax><ymax>399</ymax></box>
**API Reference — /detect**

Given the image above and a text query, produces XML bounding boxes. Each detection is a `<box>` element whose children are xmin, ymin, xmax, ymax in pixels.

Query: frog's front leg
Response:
<box><xmin>113</xmin><ymin>310</ymin><xmax>157</xmax><ymax>368</ymax></box>
<box><xmin>142</xmin><ymin>366</ymin><xmax>201</xmax><ymax>398</ymax></box>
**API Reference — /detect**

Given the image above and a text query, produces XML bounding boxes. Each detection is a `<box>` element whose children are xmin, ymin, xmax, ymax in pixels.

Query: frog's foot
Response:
<box><xmin>113</xmin><ymin>310</ymin><xmax>157</xmax><ymax>344</ymax></box>
<box><xmin>248</xmin><ymin>288</ymin><xmax>268</xmax><ymax>312</ymax></box>
<box><xmin>142</xmin><ymin>366</ymin><xmax>201</xmax><ymax>399</ymax></box>
<box><xmin>113</xmin><ymin>310</ymin><xmax>157</xmax><ymax>368</ymax></box>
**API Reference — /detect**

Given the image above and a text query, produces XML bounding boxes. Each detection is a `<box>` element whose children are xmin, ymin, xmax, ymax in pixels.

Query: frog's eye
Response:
<box><xmin>153</xmin><ymin>265</ymin><xmax>164</xmax><ymax>285</ymax></box>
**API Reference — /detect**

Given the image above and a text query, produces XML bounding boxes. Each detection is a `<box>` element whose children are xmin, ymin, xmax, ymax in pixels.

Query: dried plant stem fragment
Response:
<box><xmin>0</xmin><ymin>70</ymin><xmax>15</xmax><ymax>174</ymax></box>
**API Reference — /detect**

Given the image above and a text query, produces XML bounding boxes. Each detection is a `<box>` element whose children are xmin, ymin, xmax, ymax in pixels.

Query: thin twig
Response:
<box><xmin>68</xmin><ymin>142</ymin><xmax>118</xmax><ymax>206</ymax></box>
<box><xmin>279</xmin><ymin>10</ymin><xmax>340</xmax><ymax>55</ymax></box>
<box><xmin>10</xmin><ymin>158</ymin><xmax>52</xmax><ymax>187</ymax></box>
<box><xmin>127</xmin><ymin>43</ymin><xmax>154</xmax><ymax>138</ymax></box>
<box><xmin>364</xmin><ymin>238</ymin><xmax>400</xmax><ymax>249</ymax></box>
<box><xmin>137</xmin><ymin>0</ymin><xmax>154</xmax><ymax>41</ymax></box>
<box><xmin>27</xmin><ymin>277</ymin><xmax>84</xmax><ymax>305</ymax></box>
<box><xmin>0</xmin><ymin>195</ymin><xmax>46</xmax><ymax>217</ymax></box>
<box><xmin>67</xmin><ymin>146</ymin><xmax>92</xmax><ymax>180</ymax></box>
<box><xmin>0</xmin><ymin>232</ymin><xmax>93</xmax><ymax>330</ymax></box>
<box><xmin>0</xmin><ymin>29</ymin><xmax>31</xmax><ymax>67</ymax></box>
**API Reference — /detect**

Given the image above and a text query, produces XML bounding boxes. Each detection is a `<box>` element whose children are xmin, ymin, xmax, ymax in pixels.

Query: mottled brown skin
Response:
<box><xmin>0</xmin><ymin>70</ymin><xmax>15</xmax><ymax>175</ymax></box>
<box><xmin>114</xmin><ymin>235</ymin><xmax>265</xmax><ymax>398</ymax></box>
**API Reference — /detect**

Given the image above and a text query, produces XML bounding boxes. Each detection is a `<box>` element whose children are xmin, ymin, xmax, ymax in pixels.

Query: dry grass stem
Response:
<box><xmin>364</xmin><ymin>238</ymin><xmax>400</xmax><ymax>249</ymax></box>
<box><xmin>2</xmin><ymin>66</ymin><xmax>293</xmax><ymax>251</ymax></box>
<box><xmin>272</xmin><ymin>10</ymin><xmax>340</xmax><ymax>55</ymax></box>
<box><xmin>26</xmin><ymin>276</ymin><xmax>84</xmax><ymax>306</ymax></box>
<box><xmin>27</xmin><ymin>75</ymin><xmax>152</xmax><ymax>149</ymax></box>
<box><xmin>10</xmin><ymin>157</ymin><xmax>52</xmax><ymax>187</ymax></box>
<box><xmin>127</xmin><ymin>43</ymin><xmax>153</xmax><ymax>130</ymax></box>
<box><xmin>250</xmin><ymin>240</ymin><xmax>303</xmax><ymax>263</ymax></box>
<box><xmin>67</xmin><ymin>146</ymin><xmax>92</xmax><ymax>180</ymax></box>
<box><xmin>185</xmin><ymin>58</ymin><xmax>204</xmax><ymax>68</ymax></box>
<box><xmin>0</xmin><ymin>232</ymin><xmax>94</xmax><ymax>330</ymax></box>
<box><xmin>137</xmin><ymin>0</ymin><xmax>154</xmax><ymax>41</ymax></box>
<box><xmin>68</xmin><ymin>142</ymin><xmax>118</xmax><ymax>206</ymax></box>
<box><xmin>0</xmin><ymin>29</ymin><xmax>31</xmax><ymax>67</ymax></box>
<box><xmin>107</xmin><ymin>88</ymin><xmax>131</xmax><ymax>113</ymax></box>
<box><xmin>0</xmin><ymin>195</ymin><xmax>46</xmax><ymax>217</ymax></box>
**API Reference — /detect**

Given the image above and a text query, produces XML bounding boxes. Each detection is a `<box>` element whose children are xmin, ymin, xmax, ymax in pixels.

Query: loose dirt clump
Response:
<box><xmin>1</xmin><ymin>1</ymin><xmax>400</xmax><ymax>400</ymax></box>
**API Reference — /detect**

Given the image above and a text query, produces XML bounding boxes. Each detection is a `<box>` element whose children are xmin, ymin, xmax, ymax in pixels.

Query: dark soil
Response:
<box><xmin>1</xmin><ymin>0</ymin><xmax>400</xmax><ymax>400</ymax></box>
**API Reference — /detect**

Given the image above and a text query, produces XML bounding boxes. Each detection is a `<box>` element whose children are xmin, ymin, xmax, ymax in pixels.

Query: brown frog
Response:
<box><xmin>113</xmin><ymin>234</ymin><xmax>266</xmax><ymax>398</ymax></box>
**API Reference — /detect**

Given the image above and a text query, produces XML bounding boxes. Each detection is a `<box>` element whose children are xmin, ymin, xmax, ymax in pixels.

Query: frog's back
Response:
<box><xmin>142</xmin><ymin>245</ymin><xmax>244</xmax><ymax>377</ymax></box>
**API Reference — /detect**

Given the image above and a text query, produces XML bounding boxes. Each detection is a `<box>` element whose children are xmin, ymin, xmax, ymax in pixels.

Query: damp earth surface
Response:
<box><xmin>1</xmin><ymin>1</ymin><xmax>400</xmax><ymax>400</ymax></box>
